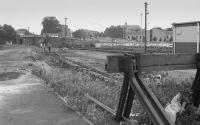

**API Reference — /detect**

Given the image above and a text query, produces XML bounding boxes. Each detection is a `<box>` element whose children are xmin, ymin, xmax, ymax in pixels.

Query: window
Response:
<box><xmin>176</xmin><ymin>28</ymin><xmax>182</xmax><ymax>35</ymax></box>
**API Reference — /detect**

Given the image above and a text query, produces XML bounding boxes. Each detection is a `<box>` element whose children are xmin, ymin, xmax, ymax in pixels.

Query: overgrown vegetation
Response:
<box><xmin>32</xmin><ymin>51</ymin><xmax>200</xmax><ymax>125</ymax></box>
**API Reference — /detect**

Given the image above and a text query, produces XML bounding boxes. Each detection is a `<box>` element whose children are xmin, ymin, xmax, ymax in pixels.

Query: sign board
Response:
<box><xmin>172</xmin><ymin>21</ymin><xmax>200</xmax><ymax>53</ymax></box>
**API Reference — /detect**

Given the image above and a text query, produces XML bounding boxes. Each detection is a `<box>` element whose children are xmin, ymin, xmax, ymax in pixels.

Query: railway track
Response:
<box><xmin>38</xmin><ymin>47</ymin><xmax>197</xmax><ymax>125</ymax></box>
<box><xmin>69</xmin><ymin>46</ymin><xmax>173</xmax><ymax>54</ymax></box>
<box><xmin>42</xmin><ymin>50</ymin><xmax>137</xmax><ymax>124</ymax></box>
<box><xmin>48</xmin><ymin>51</ymin><xmax>122</xmax><ymax>81</ymax></box>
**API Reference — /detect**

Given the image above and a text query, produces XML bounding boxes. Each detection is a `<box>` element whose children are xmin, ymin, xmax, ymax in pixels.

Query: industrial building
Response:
<box><xmin>122</xmin><ymin>22</ymin><xmax>173</xmax><ymax>42</ymax></box>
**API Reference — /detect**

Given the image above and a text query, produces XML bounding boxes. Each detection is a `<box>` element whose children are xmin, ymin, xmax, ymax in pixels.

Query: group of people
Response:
<box><xmin>40</xmin><ymin>39</ymin><xmax>52</xmax><ymax>53</ymax></box>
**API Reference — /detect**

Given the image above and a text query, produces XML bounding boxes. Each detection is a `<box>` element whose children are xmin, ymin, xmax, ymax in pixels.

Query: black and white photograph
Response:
<box><xmin>0</xmin><ymin>0</ymin><xmax>200</xmax><ymax>125</ymax></box>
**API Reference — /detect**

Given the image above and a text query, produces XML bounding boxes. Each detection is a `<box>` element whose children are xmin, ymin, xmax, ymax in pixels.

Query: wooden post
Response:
<box><xmin>123</xmin><ymin>81</ymin><xmax>135</xmax><ymax>118</ymax></box>
<box><xmin>191</xmin><ymin>69</ymin><xmax>200</xmax><ymax>107</ymax></box>
<box><xmin>115</xmin><ymin>72</ymin><xmax>130</xmax><ymax>122</ymax></box>
<box><xmin>191</xmin><ymin>53</ymin><xmax>200</xmax><ymax>107</ymax></box>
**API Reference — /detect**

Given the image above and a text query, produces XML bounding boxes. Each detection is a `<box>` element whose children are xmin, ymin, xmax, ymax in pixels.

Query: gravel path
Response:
<box><xmin>0</xmin><ymin>46</ymin><xmax>89</xmax><ymax>125</ymax></box>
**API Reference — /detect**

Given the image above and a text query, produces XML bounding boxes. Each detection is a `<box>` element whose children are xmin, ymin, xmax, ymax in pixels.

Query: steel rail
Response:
<box><xmin>86</xmin><ymin>94</ymin><xmax>137</xmax><ymax>125</ymax></box>
<box><xmin>85</xmin><ymin>94</ymin><xmax>116</xmax><ymax>115</ymax></box>
<box><xmin>51</xmin><ymin>52</ymin><xmax>121</xmax><ymax>81</ymax></box>
<box><xmin>129</xmin><ymin>72</ymin><xmax>173</xmax><ymax>125</ymax></box>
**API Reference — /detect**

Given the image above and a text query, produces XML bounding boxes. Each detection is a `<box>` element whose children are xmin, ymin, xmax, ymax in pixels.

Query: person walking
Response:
<box><xmin>48</xmin><ymin>42</ymin><xmax>52</xmax><ymax>53</ymax></box>
<box><xmin>40</xmin><ymin>42</ymin><xmax>43</xmax><ymax>52</ymax></box>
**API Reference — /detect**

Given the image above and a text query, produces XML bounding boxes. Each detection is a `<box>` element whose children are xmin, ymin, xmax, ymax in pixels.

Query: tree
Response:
<box><xmin>0</xmin><ymin>24</ymin><xmax>16</xmax><ymax>44</ymax></box>
<box><xmin>73</xmin><ymin>29</ymin><xmax>87</xmax><ymax>39</ymax></box>
<box><xmin>159</xmin><ymin>37</ymin><xmax>162</xmax><ymax>42</ymax></box>
<box><xmin>153</xmin><ymin>37</ymin><xmax>157</xmax><ymax>42</ymax></box>
<box><xmin>165</xmin><ymin>28</ymin><xmax>172</xmax><ymax>31</ymax></box>
<box><xmin>169</xmin><ymin>37</ymin><xmax>173</xmax><ymax>42</ymax></box>
<box><xmin>41</xmin><ymin>16</ymin><xmax>61</xmax><ymax>34</ymax></box>
<box><xmin>103</xmin><ymin>25</ymin><xmax>123</xmax><ymax>39</ymax></box>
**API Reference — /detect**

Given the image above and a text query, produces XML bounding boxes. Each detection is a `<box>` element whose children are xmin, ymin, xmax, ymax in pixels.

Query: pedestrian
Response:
<box><xmin>40</xmin><ymin>42</ymin><xmax>43</xmax><ymax>52</ymax></box>
<box><xmin>43</xmin><ymin>39</ymin><xmax>47</xmax><ymax>53</ymax></box>
<box><xmin>48</xmin><ymin>42</ymin><xmax>52</xmax><ymax>53</ymax></box>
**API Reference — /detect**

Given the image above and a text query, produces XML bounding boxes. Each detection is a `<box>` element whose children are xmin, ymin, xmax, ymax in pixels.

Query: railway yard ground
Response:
<box><xmin>0</xmin><ymin>45</ymin><xmax>199</xmax><ymax>125</ymax></box>
<box><xmin>0</xmin><ymin>45</ymin><xmax>90</xmax><ymax>125</ymax></box>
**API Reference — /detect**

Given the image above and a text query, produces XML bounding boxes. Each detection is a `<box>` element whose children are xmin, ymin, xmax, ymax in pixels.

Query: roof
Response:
<box><xmin>21</xmin><ymin>35</ymin><xmax>46</xmax><ymax>38</ymax></box>
<box><xmin>126</xmin><ymin>29</ymin><xmax>145</xmax><ymax>35</ymax></box>
<box><xmin>172</xmin><ymin>21</ymin><xmax>200</xmax><ymax>26</ymax></box>
<box><xmin>120</xmin><ymin>25</ymin><xmax>141</xmax><ymax>29</ymax></box>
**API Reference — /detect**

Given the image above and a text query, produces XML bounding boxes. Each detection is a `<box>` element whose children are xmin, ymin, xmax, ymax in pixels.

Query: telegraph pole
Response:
<box><xmin>140</xmin><ymin>13</ymin><xmax>143</xmax><ymax>42</ymax></box>
<box><xmin>144</xmin><ymin>2</ymin><xmax>149</xmax><ymax>52</ymax></box>
<box><xmin>64</xmin><ymin>17</ymin><xmax>68</xmax><ymax>37</ymax></box>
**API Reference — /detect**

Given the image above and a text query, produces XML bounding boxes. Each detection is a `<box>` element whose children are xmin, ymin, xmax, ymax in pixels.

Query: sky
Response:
<box><xmin>0</xmin><ymin>0</ymin><xmax>200</xmax><ymax>34</ymax></box>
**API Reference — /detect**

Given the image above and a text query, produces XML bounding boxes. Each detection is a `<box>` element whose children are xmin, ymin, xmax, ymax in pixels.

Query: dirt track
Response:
<box><xmin>0</xmin><ymin>47</ymin><xmax>89</xmax><ymax>125</ymax></box>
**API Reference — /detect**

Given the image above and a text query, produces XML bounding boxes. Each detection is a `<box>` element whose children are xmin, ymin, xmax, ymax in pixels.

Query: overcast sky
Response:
<box><xmin>0</xmin><ymin>0</ymin><xmax>199</xmax><ymax>34</ymax></box>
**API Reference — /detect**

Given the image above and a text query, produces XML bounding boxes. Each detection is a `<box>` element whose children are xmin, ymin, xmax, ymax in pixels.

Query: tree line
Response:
<box><xmin>0</xmin><ymin>16</ymin><xmax>173</xmax><ymax>45</ymax></box>
<box><xmin>40</xmin><ymin>16</ymin><xmax>124</xmax><ymax>39</ymax></box>
<box><xmin>72</xmin><ymin>25</ymin><xmax>123</xmax><ymax>39</ymax></box>
<box><xmin>0</xmin><ymin>24</ymin><xmax>16</xmax><ymax>45</ymax></box>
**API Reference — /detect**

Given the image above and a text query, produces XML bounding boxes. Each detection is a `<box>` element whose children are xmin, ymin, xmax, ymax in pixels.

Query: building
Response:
<box><xmin>120</xmin><ymin>22</ymin><xmax>143</xmax><ymax>41</ymax></box>
<box><xmin>16</xmin><ymin>29</ymin><xmax>29</xmax><ymax>36</ymax></box>
<box><xmin>148</xmin><ymin>27</ymin><xmax>173</xmax><ymax>42</ymax></box>
<box><xmin>122</xmin><ymin>22</ymin><xmax>173</xmax><ymax>42</ymax></box>
<box><xmin>42</xmin><ymin>25</ymin><xmax>72</xmax><ymax>38</ymax></box>
<box><xmin>43</xmin><ymin>33</ymin><xmax>59</xmax><ymax>37</ymax></box>
<box><xmin>59</xmin><ymin>25</ymin><xmax>72</xmax><ymax>37</ymax></box>
<box><xmin>172</xmin><ymin>21</ymin><xmax>200</xmax><ymax>53</ymax></box>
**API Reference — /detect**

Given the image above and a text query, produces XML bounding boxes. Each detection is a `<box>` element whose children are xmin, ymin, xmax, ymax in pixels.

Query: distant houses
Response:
<box><xmin>122</xmin><ymin>22</ymin><xmax>173</xmax><ymax>42</ymax></box>
<box><xmin>148</xmin><ymin>27</ymin><xmax>173</xmax><ymax>42</ymax></box>
<box><xmin>16</xmin><ymin>29</ymin><xmax>32</xmax><ymax>36</ymax></box>
<box><xmin>41</xmin><ymin>25</ymin><xmax>72</xmax><ymax>38</ymax></box>
<box><xmin>59</xmin><ymin>25</ymin><xmax>72</xmax><ymax>37</ymax></box>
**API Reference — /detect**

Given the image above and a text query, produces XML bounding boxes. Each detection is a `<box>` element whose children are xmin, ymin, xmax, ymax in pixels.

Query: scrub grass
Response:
<box><xmin>31</xmin><ymin>51</ymin><xmax>199</xmax><ymax>125</ymax></box>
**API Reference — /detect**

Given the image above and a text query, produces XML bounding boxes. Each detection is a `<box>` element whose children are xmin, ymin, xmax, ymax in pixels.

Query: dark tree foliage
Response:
<box><xmin>103</xmin><ymin>25</ymin><xmax>123</xmax><ymax>38</ymax></box>
<box><xmin>153</xmin><ymin>36</ymin><xmax>157</xmax><ymax>42</ymax></box>
<box><xmin>41</xmin><ymin>16</ymin><xmax>62</xmax><ymax>34</ymax></box>
<box><xmin>72</xmin><ymin>29</ymin><xmax>87</xmax><ymax>39</ymax></box>
<box><xmin>165</xmin><ymin>27</ymin><xmax>173</xmax><ymax>31</ymax></box>
<box><xmin>169</xmin><ymin>37</ymin><xmax>173</xmax><ymax>42</ymax></box>
<box><xmin>0</xmin><ymin>24</ymin><xmax>16</xmax><ymax>44</ymax></box>
<box><xmin>159</xmin><ymin>37</ymin><xmax>162</xmax><ymax>42</ymax></box>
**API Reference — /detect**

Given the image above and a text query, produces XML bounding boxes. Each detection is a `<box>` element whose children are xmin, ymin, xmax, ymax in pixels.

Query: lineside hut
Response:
<box><xmin>172</xmin><ymin>21</ymin><xmax>200</xmax><ymax>53</ymax></box>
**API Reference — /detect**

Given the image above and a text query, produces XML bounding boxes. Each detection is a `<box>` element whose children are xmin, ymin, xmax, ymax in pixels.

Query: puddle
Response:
<box><xmin>0</xmin><ymin>72</ymin><xmax>25</xmax><ymax>81</ymax></box>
